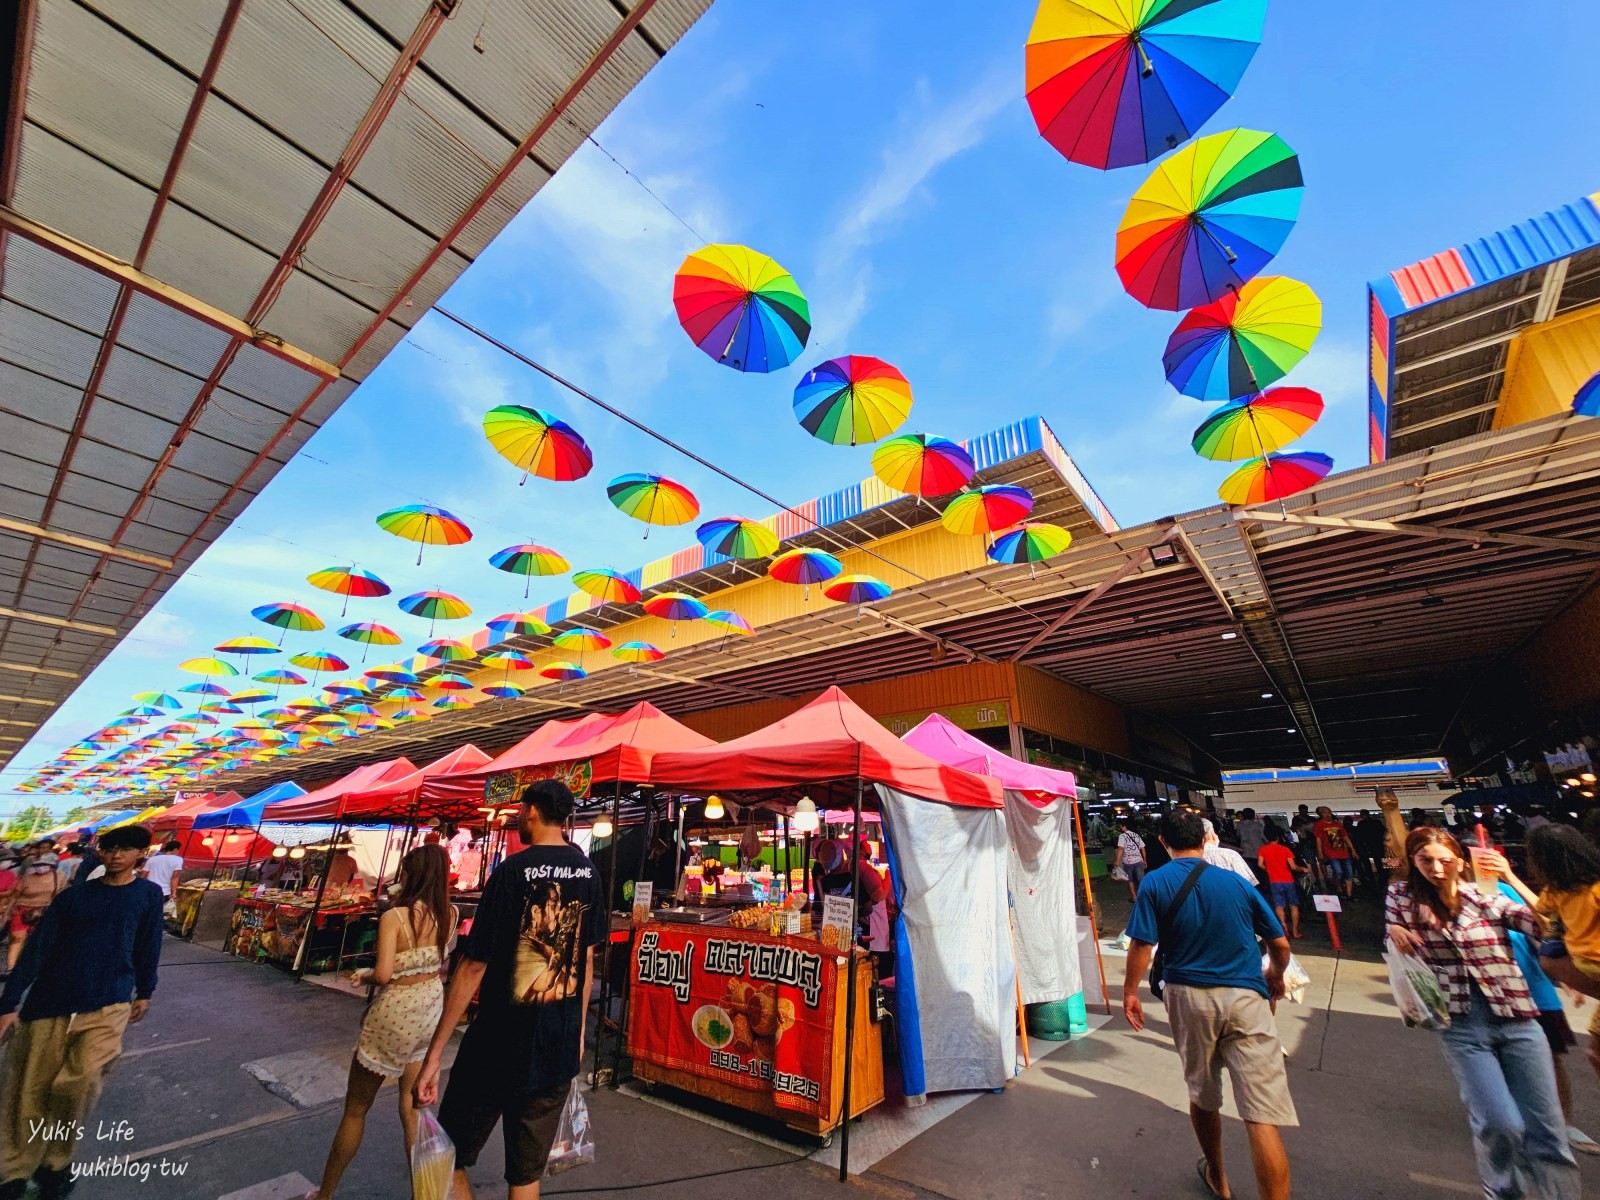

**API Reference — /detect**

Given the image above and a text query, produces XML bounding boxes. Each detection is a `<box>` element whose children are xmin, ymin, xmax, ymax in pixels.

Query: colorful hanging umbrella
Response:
<box><xmin>1574</xmin><ymin>370</ymin><xmax>1600</xmax><ymax>417</ymax></box>
<box><xmin>1217</xmin><ymin>451</ymin><xmax>1333</xmax><ymax>505</ymax></box>
<box><xmin>1191</xmin><ymin>388</ymin><xmax>1324</xmax><ymax>461</ymax></box>
<box><xmin>941</xmin><ymin>485</ymin><xmax>1036</xmax><ymax>537</ymax></box>
<box><xmin>1164</xmin><ymin>276</ymin><xmax>1322</xmax><ymax>402</ymax></box>
<box><xmin>695</xmin><ymin>516</ymin><xmax>779</xmax><ymax>561</ymax></box>
<box><xmin>229</xmin><ymin>689</ymin><xmax>275</xmax><ymax>706</ymax></box>
<box><xmin>398</xmin><ymin>590</ymin><xmax>472</xmax><ymax>635</ymax></box>
<box><xmin>642</xmin><ymin>593</ymin><xmax>708</xmax><ymax>622</ymax></box>
<box><xmin>793</xmin><ymin>356</ymin><xmax>913</xmax><ymax>446</ymax></box>
<box><xmin>365</xmin><ymin>663</ymin><xmax>419</xmax><ymax>685</ymax></box>
<box><xmin>486</xmin><ymin>612</ymin><xmax>552</xmax><ymax>640</ymax></box>
<box><xmin>429</xmin><ymin>673</ymin><xmax>474</xmax><ymax>692</ymax></box>
<box><xmin>200</xmin><ymin>701</ymin><xmax>243</xmax><ymax>715</ymax></box>
<box><xmin>375</xmin><ymin>504</ymin><xmax>473</xmax><ymax>565</ymax></box>
<box><xmin>553</xmin><ymin>627</ymin><xmax>611</xmax><ymax>653</ymax></box>
<box><xmin>359</xmin><ymin>716</ymin><xmax>396</xmax><ymax>731</ymax></box>
<box><xmin>768</xmin><ymin>548</ymin><xmax>842</xmax><ymax>599</ymax></box>
<box><xmin>287</xmin><ymin>650</ymin><xmax>349</xmax><ymax>674</ymax></box>
<box><xmin>489</xmin><ymin>544</ymin><xmax>571</xmax><ymax>598</ymax></box>
<box><xmin>214</xmin><ymin>635</ymin><xmax>281</xmax><ymax>657</ymax></box>
<box><xmin>1025</xmin><ymin>0</ymin><xmax>1267</xmax><ymax>171</ymax></box>
<box><xmin>481</xmin><ymin>684</ymin><xmax>525</xmax><ymax>700</ymax></box>
<box><xmin>307</xmin><ymin>566</ymin><xmax>391</xmax><ymax>617</ymax></box>
<box><xmin>385</xmin><ymin>686</ymin><xmax>425</xmax><ymax>702</ymax></box>
<box><xmin>391</xmin><ymin>708</ymin><xmax>428</xmax><ymax>723</ymax></box>
<box><xmin>539</xmin><ymin>662</ymin><xmax>588</xmax><ymax>682</ymax></box>
<box><xmin>322</xmin><ymin>679</ymin><xmax>370</xmax><ymax>698</ymax></box>
<box><xmin>823</xmin><ymin>574</ymin><xmax>892</xmax><ymax>604</ymax></box>
<box><xmin>121</xmin><ymin>705</ymin><xmax>166</xmax><ymax>717</ymax></box>
<box><xmin>251</xmin><ymin>602</ymin><xmax>325</xmax><ymax>644</ymax></box>
<box><xmin>673</xmin><ymin>244</ymin><xmax>810</xmax><ymax>373</ymax></box>
<box><xmin>179</xmin><ymin>657</ymin><xmax>239</xmax><ymax>678</ymax></box>
<box><xmin>871</xmin><ymin>433</ymin><xmax>976</xmax><ymax>496</ymax></box>
<box><xmin>253</xmin><ymin>669</ymin><xmax>306</xmax><ymax>687</ymax></box>
<box><xmin>987</xmin><ymin>523</ymin><xmax>1075</xmax><ymax>573</ymax></box>
<box><xmin>482</xmin><ymin>405</ymin><xmax>593</xmax><ymax>484</ymax></box>
<box><xmin>613</xmin><ymin>641</ymin><xmax>665</xmax><ymax>663</ymax></box>
<box><xmin>607</xmin><ymin>474</ymin><xmax>700</xmax><ymax>537</ymax></box>
<box><xmin>705</xmin><ymin>610</ymin><xmax>755</xmax><ymax>636</ymax></box>
<box><xmin>1115</xmin><ymin>128</ymin><xmax>1303</xmax><ymax>311</ymax></box>
<box><xmin>419</xmin><ymin>638</ymin><xmax>474</xmax><ymax>662</ymax></box>
<box><xmin>132</xmin><ymin>692</ymin><xmax>181</xmax><ymax>709</ymax></box>
<box><xmin>335</xmin><ymin>622</ymin><xmax>402</xmax><ymax>662</ymax></box>
<box><xmin>482</xmin><ymin>650</ymin><xmax>535</xmax><ymax>672</ymax></box>
<box><xmin>572</xmin><ymin>568</ymin><xmax>642</xmax><ymax>605</ymax></box>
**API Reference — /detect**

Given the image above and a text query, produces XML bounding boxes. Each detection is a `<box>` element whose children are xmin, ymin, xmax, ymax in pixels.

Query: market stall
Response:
<box><xmin>176</xmin><ymin>782</ymin><xmax>304</xmax><ymax>939</ymax></box>
<box><xmin>649</xmin><ymin>687</ymin><xmax>1008</xmax><ymax>1173</ymax></box>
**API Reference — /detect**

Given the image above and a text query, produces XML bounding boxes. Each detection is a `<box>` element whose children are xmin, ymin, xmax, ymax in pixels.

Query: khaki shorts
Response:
<box><xmin>1163</xmin><ymin>984</ymin><xmax>1298</xmax><ymax>1126</ymax></box>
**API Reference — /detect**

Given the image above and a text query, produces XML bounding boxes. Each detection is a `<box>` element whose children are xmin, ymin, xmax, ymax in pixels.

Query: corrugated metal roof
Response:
<box><xmin>0</xmin><ymin>0</ymin><xmax>711</xmax><ymax>770</ymax></box>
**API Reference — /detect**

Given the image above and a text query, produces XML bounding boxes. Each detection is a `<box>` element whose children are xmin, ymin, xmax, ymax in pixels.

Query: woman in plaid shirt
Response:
<box><xmin>1387</xmin><ymin>826</ymin><xmax>1579</xmax><ymax>1199</ymax></box>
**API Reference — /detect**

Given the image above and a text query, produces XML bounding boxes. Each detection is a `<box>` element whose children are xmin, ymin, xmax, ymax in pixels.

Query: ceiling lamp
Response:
<box><xmin>271</xmin><ymin>845</ymin><xmax>288</xmax><ymax>859</ymax></box>
<box><xmin>792</xmin><ymin>795</ymin><xmax>820</xmax><ymax>834</ymax></box>
<box><xmin>592</xmin><ymin>814</ymin><xmax>614</xmax><ymax>839</ymax></box>
<box><xmin>703</xmin><ymin>794</ymin><xmax>725</xmax><ymax>821</ymax></box>
<box><xmin>289</xmin><ymin>846</ymin><xmax>306</xmax><ymax>859</ymax></box>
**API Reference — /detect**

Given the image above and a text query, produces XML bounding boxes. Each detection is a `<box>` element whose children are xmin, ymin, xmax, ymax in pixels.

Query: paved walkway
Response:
<box><xmin>56</xmin><ymin>931</ymin><xmax>1600</xmax><ymax>1198</ymax></box>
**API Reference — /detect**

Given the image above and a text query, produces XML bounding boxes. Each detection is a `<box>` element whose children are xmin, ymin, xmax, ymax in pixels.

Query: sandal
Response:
<box><xmin>1196</xmin><ymin>1156</ymin><xmax>1231</xmax><ymax>1199</ymax></box>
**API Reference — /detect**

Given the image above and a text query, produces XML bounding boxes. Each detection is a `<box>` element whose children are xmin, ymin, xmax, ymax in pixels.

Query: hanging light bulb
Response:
<box><xmin>225</xmin><ymin>833</ymin><xmax>241</xmax><ymax>843</ymax></box>
<box><xmin>792</xmin><ymin>795</ymin><xmax>819</xmax><ymax>834</ymax></box>
<box><xmin>271</xmin><ymin>845</ymin><xmax>288</xmax><ymax>859</ymax></box>
<box><xmin>289</xmin><ymin>846</ymin><xmax>306</xmax><ymax>859</ymax></box>
<box><xmin>201</xmin><ymin>836</ymin><xmax>216</xmax><ymax>847</ymax></box>
<box><xmin>703</xmin><ymin>794</ymin><xmax>725</xmax><ymax>820</ymax></box>
<box><xmin>592</xmin><ymin>814</ymin><xmax>614</xmax><ymax>839</ymax></box>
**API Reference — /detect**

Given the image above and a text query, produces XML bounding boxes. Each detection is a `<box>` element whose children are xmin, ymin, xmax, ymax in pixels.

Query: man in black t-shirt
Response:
<box><xmin>416</xmin><ymin>781</ymin><xmax>603</xmax><ymax>1198</ymax></box>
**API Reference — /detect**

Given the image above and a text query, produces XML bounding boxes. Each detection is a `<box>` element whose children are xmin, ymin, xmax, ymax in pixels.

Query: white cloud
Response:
<box><xmin>121</xmin><ymin>610</ymin><xmax>196</xmax><ymax>660</ymax></box>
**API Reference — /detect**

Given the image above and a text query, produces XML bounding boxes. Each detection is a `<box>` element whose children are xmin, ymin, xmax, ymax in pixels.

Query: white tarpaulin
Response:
<box><xmin>1003</xmin><ymin>790</ymin><xmax>1082</xmax><ymax>1006</ymax></box>
<box><xmin>876</xmin><ymin>783</ymin><xmax>1017</xmax><ymax>1098</ymax></box>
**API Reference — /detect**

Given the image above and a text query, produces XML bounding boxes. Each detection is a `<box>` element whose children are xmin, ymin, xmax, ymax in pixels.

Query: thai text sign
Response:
<box><xmin>626</xmin><ymin>924</ymin><xmax>836</xmax><ymax>1117</ymax></box>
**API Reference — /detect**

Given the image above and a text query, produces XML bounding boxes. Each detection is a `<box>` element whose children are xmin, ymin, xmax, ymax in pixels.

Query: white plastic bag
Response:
<box><xmin>1384</xmin><ymin>943</ymin><xmax>1451</xmax><ymax>1030</ymax></box>
<box><xmin>411</xmin><ymin>1107</ymin><xmax>455</xmax><ymax>1200</ymax></box>
<box><xmin>1262</xmin><ymin>952</ymin><xmax>1312</xmax><ymax>1004</ymax></box>
<box><xmin>545</xmin><ymin>1080</ymin><xmax>595</xmax><ymax>1176</ymax></box>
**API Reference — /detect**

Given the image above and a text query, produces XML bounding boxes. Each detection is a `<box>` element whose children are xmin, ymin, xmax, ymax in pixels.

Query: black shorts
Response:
<box><xmin>1537</xmin><ymin>1008</ymin><xmax>1577</xmax><ymax>1056</ymax></box>
<box><xmin>438</xmin><ymin>1033</ymin><xmax>572</xmax><ymax>1186</ymax></box>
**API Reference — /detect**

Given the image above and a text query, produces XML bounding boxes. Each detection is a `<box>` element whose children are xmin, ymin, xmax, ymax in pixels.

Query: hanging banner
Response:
<box><xmin>626</xmin><ymin>925</ymin><xmax>837</xmax><ymax>1118</ymax></box>
<box><xmin>482</xmin><ymin>759</ymin><xmax>594</xmax><ymax>806</ymax></box>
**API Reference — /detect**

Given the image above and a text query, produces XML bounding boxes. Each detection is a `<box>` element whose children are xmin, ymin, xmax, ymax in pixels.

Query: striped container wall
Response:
<box><xmin>1368</xmin><ymin>288</ymin><xmax>1392</xmax><ymax>463</ymax></box>
<box><xmin>668</xmin><ymin>546</ymin><xmax>703</xmax><ymax>578</ymax></box>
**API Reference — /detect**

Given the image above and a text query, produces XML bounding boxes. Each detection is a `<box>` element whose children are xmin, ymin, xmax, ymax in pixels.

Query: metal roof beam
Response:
<box><xmin>1395</xmin><ymin>290</ymin><xmax>1541</xmax><ymax>344</ymax></box>
<box><xmin>0</xmin><ymin>518</ymin><xmax>171</xmax><ymax>568</ymax></box>
<box><xmin>1395</xmin><ymin>328</ymin><xmax>1518</xmax><ymax>374</ymax></box>
<box><xmin>0</xmin><ymin>607</ymin><xmax>115</xmax><ymax>636</ymax></box>
<box><xmin>0</xmin><ymin>659</ymin><xmax>78</xmax><ymax>679</ymax></box>
<box><xmin>0</xmin><ymin>695</ymin><xmax>54</xmax><ymax>706</ymax></box>
<box><xmin>1007</xmin><ymin>531</ymin><xmax>1177</xmax><ymax>662</ymax></box>
<box><xmin>1534</xmin><ymin>260</ymin><xmax>1570</xmax><ymax>324</ymax></box>
<box><xmin>1235</xmin><ymin>510</ymin><xmax>1600</xmax><ymax>556</ymax></box>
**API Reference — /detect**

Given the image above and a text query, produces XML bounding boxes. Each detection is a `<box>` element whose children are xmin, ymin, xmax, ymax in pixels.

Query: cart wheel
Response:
<box><xmin>819</xmin><ymin>1133</ymin><xmax>834</xmax><ymax>1149</ymax></box>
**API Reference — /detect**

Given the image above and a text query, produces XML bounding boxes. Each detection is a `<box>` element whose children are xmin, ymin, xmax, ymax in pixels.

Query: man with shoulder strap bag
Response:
<box><xmin>1123</xmin><ymin>810</ymin><xmax>1297</xmax><ymax>1200</ymax></box>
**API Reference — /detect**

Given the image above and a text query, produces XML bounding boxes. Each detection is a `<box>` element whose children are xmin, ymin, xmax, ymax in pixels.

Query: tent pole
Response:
<box><xmin>295</xmin><ymin>813</ymin><xmax>343</xmax><ymax>979</ymax></box>
<box><xmin>1071</xmin><ymin>797</ymin><xmax>1111</xmax><ymax>1014</ymax></box>
<box><xmin>672</xmin><ymin>800</ymin><xmax>685</xmax><ymax>899</ymax></box>
<box><xmin>593</xmin><ymin>779</ymin><xmax>624</xmax><ymax>1092</ymax></box>
<box><xmin>374</xmin><ymin>823</ymin><xmax>395</xmax><ymax>898</ymax></box>
<box><xmin>839</xmin><ymin>777</ymin><xmax>864</xmax><ymax>1183</ymax></box>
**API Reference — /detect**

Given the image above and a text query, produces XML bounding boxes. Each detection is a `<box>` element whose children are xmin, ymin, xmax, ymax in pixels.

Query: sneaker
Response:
<box><xmin>1569</xmin><ymin>1126</ymin><xmax>1600</xmax><ymax>1156</ymax></box>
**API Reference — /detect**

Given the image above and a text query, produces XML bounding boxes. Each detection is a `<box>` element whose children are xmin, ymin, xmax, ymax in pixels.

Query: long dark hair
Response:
<box><xmin>394</xmin><ymin>844</ymin><xmax>452</xmax><ymax>957</ymax></box>
<box><xmin>1525</xmin><ymin>824</ymin><xmax>1600</xmax><ymax>894</ymax></box>
<box><xmin>1405</xmin><ymin>826</ymin><xmax>1465</xmax><ymax>925</ymax></box>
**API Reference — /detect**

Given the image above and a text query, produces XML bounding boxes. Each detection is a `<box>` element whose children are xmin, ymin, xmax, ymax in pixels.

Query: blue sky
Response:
<box><xmin>8</xmin><ymin>0</ymin><xmax>1600</xmax><ymax>813</ymax></box>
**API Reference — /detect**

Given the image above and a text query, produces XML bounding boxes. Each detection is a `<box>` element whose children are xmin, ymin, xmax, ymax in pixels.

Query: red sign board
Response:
<box><xmin>626</xmin><ymin>924</ymin><xmax>836</xmax><ymax>1117</ymax></box>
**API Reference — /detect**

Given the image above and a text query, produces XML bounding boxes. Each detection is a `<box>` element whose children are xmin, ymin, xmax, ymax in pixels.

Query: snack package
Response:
<box><xmin>545</xmin><ymin>1081</ymin><xmax>595</xmax><ymax>1176</ymax></box>
<box><xmin>411</xmin><ymin>1107</ymin><xmax>455</xmax><ymax>1200</ymax></box>
<box><xmin>1383</xmin><ymin>943</ymin><xmax>1450</xmax><ymax>1030</ymax></box>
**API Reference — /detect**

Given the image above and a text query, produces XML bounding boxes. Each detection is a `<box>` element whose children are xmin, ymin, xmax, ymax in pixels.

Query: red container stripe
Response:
<box><xmin>1390</xmin><ymin>249</ymin><xmax>1473</xmax><ymax>309</ymax></box>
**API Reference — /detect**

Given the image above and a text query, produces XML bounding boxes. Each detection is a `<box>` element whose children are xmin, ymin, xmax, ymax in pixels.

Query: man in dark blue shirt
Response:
<box><xmin>0</xmin><ymin>823</ymin><xmax>163</xmax><ymax>1200</ymax></box>
<box><xmin>1123</xmin><ymin>809</ymin><xmax>1295</xmax><ymax>1200</ymax></box>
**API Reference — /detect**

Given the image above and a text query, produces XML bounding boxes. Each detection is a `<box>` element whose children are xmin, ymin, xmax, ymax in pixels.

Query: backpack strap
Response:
<box><xmin>1156</xmin><ymin>861</ymin><xmax>1210</xmax><ymax>945</ymax></box>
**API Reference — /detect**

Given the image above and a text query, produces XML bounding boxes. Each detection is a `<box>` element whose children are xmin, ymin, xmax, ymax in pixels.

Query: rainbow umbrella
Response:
<box><xmin>1164</xmin><ymin>277</ymin><xmax>1322</xmax><ymax>402</ymax></box>
<box><xmin>823</xmin><ymin>575</ymin><xmax>892</xmax><ymax>604</ymax></box>
<box><xmin>433</xmin><ymin>696</ymin><xmax>475</xmax><ymax>712</ymax></box>
<box><xmin>1116</xmin><ymin>128</ymin><xmax>1303</xmax><ymax>311</ymax></box>
<box><xmin>573</xmin><ymin>568</ymin><xmax>642</xmax><ymax>605</ymax></box>
<box><xmin>1025</xmin><ymin>0</ymin><xmax>1266</xmax><ymax>171</ymax></box>
<box><xmin>793</xmin><ymin>356</ymin><xmax>913</xmax><ymax>446</ymax></box>
<box><xmin>364</xmin><ymin>662</ymin><xmax>417</xmax><ymax>684</ymax></box>
<box><xmin>607</xmin><ymin>474</ymin><xmax>700</xmax><ymax>537</ymax></box>
<box><xmin>358</xmin><ymin>716</ymin><xmax>396</xmax><ymax>731</ymax></box>
<box><xmin>419</xmin><ymin>638</ymin><xmax>474</xmax><ymax>662</ymax></box>
<box><xmin>322</xmin><ymin>679</ymin><xmax>370</xmax><ymax>698</ymax></box>
<box><xmin>200</xmin><ymin>701</ymin><xmax>243</xmax><ymax>715</ymax></box>
<box><xmin>385</xmin><ymin>687</ymin><xmax>425</xmax><ymax>702</ymax></box>
<box><xmin>344</xmin><ymin>703</ymin><xmax>381</xmax><ymax>717</ymax></box>
<box><xmin>481</xmin><ymin>684</ymin><xmax>525</xmax><ymax>700</ymax></box>
<box><xmin>482</xmin><ymin>650</ymin><xmax>535</xmax><ymax>672</ymax></box>
<box><xmin>942</xmin><ymin>485</ymin><xmax>1035</xmax><ymax>539</ymax></box>
<box><xmin>673</xmin><ymin>244</ymin><xmax>810</xmax><ymax>373</ymax></box>
<box><xmin>375</xmin><ymin>504</ymin><xmax>473</xmax><ymax>565</ymax></box>
<box><xmin>391</xmin><ymin>708</ymin><xmax>428</xmax><ymax>724</ymax></box>
<box><xmin>613</xmin><ymin>642</ymin><xmax>664</xmax><ymax>663</ymax></box>
<box><xmin>429</xmin><ymin>673</ymin><xmax>474</xmax><ymax>692</ymax></box>
<box><xmin>336</xmin><ymin>621</ymin><xmax>402</xmax><ymax>662</ymax></box>
<box><xmin>398</xmin><ymin>590</ymin><xmax>472</xmax><ymax>635</ymax></box>
<box><xmin>1574</xmin><ymin>370</ymin><xmax>1600</xmax><ymax>417</ymax></box>
<box><xmin>307</xmin><ymin>566</ymin><xmax>391</xmax><ymax>617</ymax></box>
<box><xmin>251</xmin><ymin>602</ymin><xmax>324</xmax><ymax>645</ymax></box>
<box><xmin>769</xmin><ymin>548</ymin><xmax>842</xmax><ymax>600</ymax></box>
<box><xmin>539</xmin><ymin>662</ymin><xmax>588</xmax><ymax>682</ymax></box>
<box><xmin>132</xmin><ymin>692</ymin><xmax>181</xmax><ymax>708</ymax></box>
<box><xmin>121</xmin><ymin>705</ymin><xmax>166</xmax><ymax>717</ymax></box>
<box><xmin>705</xmin><ymin>610</ymin><xmax>754</xmax><ymax>637</ymax></box>
<box><xmin>872</xmin><ymin>434</ymin><xmax>975</xmax><ymax>497</ymax></box>
<box><xmin>487</xmin><ymin>612</ymin><xmax>552</xmax><ymax>640</ymax></box>
<box><xmin>987</xmin><ymin>523</ymin><xmax>1075</xmax><ymax>577</ymax></box>
<box><xmin>554</xmin><ymin>627</ymin><xmax>610</xmax><ymax>654</ymax></box>
<box><xmin>229</xmin><ymin>689</ymin><xmax>275</xmax><ymax>706</ymax></box>
<box><xmin>179</xmin><ymin>656</ymin><xmax>239</xmax><ymax>678</ymax></box>
<box><xmin>307</xmin><ymin>713</ymin><xmax>351</xmax><ymax>727</ymax></box>
<box><xmin>696</xmin><ymin>517</ymin><xmax>779</xmax><ymax>561</ymax></box>
<box><xmin>483</xmin><ymin>405</ymin><xmax>593</xmax><ymax>484</ymax></box>
<box><xmin>253</xmin><ymin>669</ymin><xmax>306</xmax><ymax>688</ymax></box>
<box><xmin>643</xmin><ymin>593</ymin><xmax>708</xmax><ymax>622</ymax></box>
<box><xmin>288</xmin><ymin>650</ymin><xmax>348</xmax><ymax>674</ymax></box>
<box><xmin>1217</xmin><ymin>451</ymin><xmax>1333</xmax><ymax>505</ymax></box>
<box><xmin>1191</xmin><ymin>388</ymin><xmax>1324</xmax><ymax>461</ymax></box>
<box><xmin>490</xmin><ymin>544</ymin><xmax>571</xmax><ymax>598</ymax></box>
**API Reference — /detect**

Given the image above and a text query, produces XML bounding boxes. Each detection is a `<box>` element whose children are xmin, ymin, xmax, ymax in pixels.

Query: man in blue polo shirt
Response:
<box><xmin>1123</xmin><ymin>809</ymin><xmax>1296</xmax><ymax>1200</ymax></box>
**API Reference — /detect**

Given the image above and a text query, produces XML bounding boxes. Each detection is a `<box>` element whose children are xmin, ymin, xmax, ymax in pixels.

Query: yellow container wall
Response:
<box><xmin>1013</xmin><ymin>664</ymin><xmax>1130</xmax><ymax>757</ymax></box>
<box><xmin>1494</xmin><ymin>306</ymin><xmax>1600</xmax><ymax>430</ymax></box>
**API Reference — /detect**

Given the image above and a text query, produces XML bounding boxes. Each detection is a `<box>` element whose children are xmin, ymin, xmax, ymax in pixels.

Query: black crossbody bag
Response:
<box><xmin>1149</xmin><ymin>861</ymin><xmax>1210</xmax><ymax>1000</ymax></box>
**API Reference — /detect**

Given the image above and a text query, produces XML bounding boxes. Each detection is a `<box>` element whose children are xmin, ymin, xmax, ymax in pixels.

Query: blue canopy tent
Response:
<box><xmin>80</xmin><ymin>810</ymin><xmax>140</xmax><ymax>834</ymax></box>
<box><xmin>193</xmin><ymin>781</ymin><xmax>306</xmax><ymax>830</ymax></box>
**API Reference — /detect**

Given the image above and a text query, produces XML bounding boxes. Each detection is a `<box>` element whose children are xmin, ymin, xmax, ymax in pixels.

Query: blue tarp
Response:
<box><xmin>192</xmin><ymin>780</ymin><xmax>305</xmax><ymax>830</ymax></box>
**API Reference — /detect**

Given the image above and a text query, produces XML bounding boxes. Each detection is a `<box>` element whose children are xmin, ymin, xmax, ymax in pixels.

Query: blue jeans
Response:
<box><xmin>1438</xmin><ymin>988</ymin><xmax>1579</xmax><ymax>1199</ymax></box>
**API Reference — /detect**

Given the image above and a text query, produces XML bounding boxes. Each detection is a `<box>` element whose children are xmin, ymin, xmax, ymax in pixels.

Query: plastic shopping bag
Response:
<box><xmin>1263</xmin><ymin>953</ymin><xmax>1313</xmax><ymax>1004</ymax></box>
<box><xmin>545</xmin><ymin>1080</ymin><xmax>595</xmax><ymax>1176</ymax></box>
<box><xmin>1384</xmin><ymin>943</ymin><xmax>1451</xmax><ymax>1030</ymax></box>
<box><xmin>411</xmin><ymin>1107</ymin><xmax>455</xmax><ymax>1200</ymax></box>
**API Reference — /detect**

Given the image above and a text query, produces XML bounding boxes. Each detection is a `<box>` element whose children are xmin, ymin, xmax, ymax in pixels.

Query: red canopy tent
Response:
<box><xmin>150</xmin><ymin>791</ymin><xmax>242</xmax><ymax>835</ymax></box>
<box><xmin>650</xmin><ymin>687</ymin><xmax>1002</xmax><ymax>808</ymax></box>
<box><xmin>337</xmin><ymin>744</ymin><xmax>493</xmax><ymax>824</ymax></box>
<box><xmin>541</xmin><ymin>702</ymin><xmax>715</xmax><ymax>785</ymax></box>
<box><xmin>414</xmin><ymin>714</ymin><xmax>604</xmax><ymax>814</ymax></box>
<box><xmin>261</xmin><ymin>758</ymin><xmax>416</xmax><ymax>823</ymax></box>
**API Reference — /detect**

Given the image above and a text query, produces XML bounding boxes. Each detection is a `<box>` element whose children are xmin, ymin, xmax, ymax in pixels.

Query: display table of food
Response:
<box><xmin>220</xmin><ymin>889</ymin><xmax>376</xmax><ymax>971</ymax></box>
<box><xmin>625</xmin><ymin>921</ymin><xmax>884</xmax><ymax>1137</ymax></box>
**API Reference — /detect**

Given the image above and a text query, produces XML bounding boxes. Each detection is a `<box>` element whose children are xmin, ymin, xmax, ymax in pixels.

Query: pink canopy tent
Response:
<box><xmin>901</xmin><ymin>714</ymin><xmax>1076</xmax><ymax>801</ymax></box>
<box><xmin>260</xmin><ymin>758</ymin><xmax>416</xmax><ymax>823</ymax></box>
